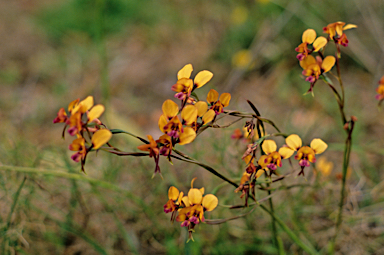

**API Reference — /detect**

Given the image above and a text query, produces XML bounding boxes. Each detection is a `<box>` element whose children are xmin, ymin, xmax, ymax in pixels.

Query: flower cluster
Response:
<box><xmin>164</xmin><ymin>178</ymin><xmax>218</xmax><ymax>241</ymax></box>
<box><xmin>323</xmin><ymin>22</ymin><xmax>357</xmax><ymax>47</ymax></box>
<box><xmin>236</xmin><ymin>134</ymin><xmax>327</xmax><ymax>204</ymax></box>
<box><xmin>138</xmin><ymin>64</ymin><xmax>231</xmax><ymax>175</ymax></box>
<box><xmin>295</xmin><ymin>22</ymin><xmax>356</xmax><ymax>93</ymax></box>
<box><xmin>53</xmin><ymin>96</ymin><xmax>112</xmax><ymax>171</ymax></box>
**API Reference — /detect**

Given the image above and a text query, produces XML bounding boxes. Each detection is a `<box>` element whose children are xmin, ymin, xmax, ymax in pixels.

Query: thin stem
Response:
<box><xmin>260</xmin><ymin>204</ymin><xmax>319</xmax><ymax>255</ymax></box>
<box><xmin>267</xmin><ymin>181</ymin><xmax>281</xmax><ymax>254</ymax></box>
<box><xmin>328</xmin><ymin>49</ymin><xmax>355</xmax><ymax>253</ymax></box>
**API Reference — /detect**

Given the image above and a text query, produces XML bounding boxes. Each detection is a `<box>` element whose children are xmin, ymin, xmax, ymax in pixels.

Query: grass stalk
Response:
<box><xmin>1</xmin><ymin>176</ymin><xmax>27</xmax><ymax>255</ymax></box>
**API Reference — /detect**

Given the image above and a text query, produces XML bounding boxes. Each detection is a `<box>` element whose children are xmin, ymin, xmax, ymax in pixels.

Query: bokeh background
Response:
<box><xmin>1</xmin><ymin>0</ymin><xmax>384</xmax><ymax>254</ymax></box>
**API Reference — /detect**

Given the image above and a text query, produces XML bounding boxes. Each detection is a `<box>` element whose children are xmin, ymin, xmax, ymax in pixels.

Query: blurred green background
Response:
<box><xmin>1</xmin><ymin>0</ymin><xmax>384</xmax><ymax>254</ymax></box>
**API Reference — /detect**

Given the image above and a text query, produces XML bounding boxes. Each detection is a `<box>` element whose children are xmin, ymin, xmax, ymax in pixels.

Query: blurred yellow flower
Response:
<box><xmin>230</xmin><ymin>6</ymin><xmax>248</xmax><ymax>25</ymax></box>
<box><xmin>316</xmin><ymin>156</ymin><xmax>333</xmax><ymax>177</ymax></box>
<box><xmin>232</xmin><ymin>49</ymin><xmax>253</xmax><ymax>69</ymax></box>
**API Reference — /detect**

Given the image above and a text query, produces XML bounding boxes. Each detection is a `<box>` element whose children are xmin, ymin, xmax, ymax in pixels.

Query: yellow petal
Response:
<box><xmin>195</xmin><ymin>101</ymin><xmax>208</xmax><ymax>117</ymax></box>
<box><xmin>256</xmin><ymin>169</ymin><xmax>267</xmax><ymax>178</ymax></box>
<box><xmin>182</xmin><ymin>196</ymin><xmax>190</xmax><ymax>207</ymax></box>
<box><xmin>313</xmin><ymin>36</ymin><xmax>327</xmax><ymax>52</ymax></box>
<box><xmin>162</xmin><ymin>100</ymin><xmax>179</xmax><ymax>119</ymax></box>
<box><xmin>177</xmin><ymin>191</ymin><xmax>184</xmax><ymax>204</ymax></box>
<box><xmin>194</xmin><ymin>70</ymin><xmax>213</xmax><ymax>88</ymax></box>
<box><xmin>80</xmin><ymin>96</ymin><xmax>94</xmax><ymax>111</ymax></box>
<box><xmin>278</xmin><ymin>147</ymin><xmax>295</xmax><ymax>159</ymax></box>
<box><xmin>243</xmin><ymin>154</ymin><xmax>254</xmax><ymax>164</ymax></box>
<box><xmin>202</xmin><ymin>109</ymin><xmax>215</xmax><ymax>124</ymax></box>
<box><xmin>92</xmin><ymin>129</ymin><xmax>112</xmax><ymax>149</ymax></box>
<box><xmin>178</xmin><ymin>127</ymin><xmax>196</xmax><ymax>145</ymax></box>
<box><xmin>177</xmin><ymin>64</ymin><xmax>193</xmax><ymax>79</ymax></box>
<box><xmin>343</xmin><ymin>24</ymin><xmax>357</xmax><ymax>31</ymax></box>
<box><xmin>299</xmin><ymin>55</ymin><xmax>316</xmax><ymax>69</ymax></box>
<box><xmin>202</xmin><ymin>194</ymin><xmax>218</xmax><ymax>211</ymax></box>
<box><xmin>168</xmin><ymin>186</ymin><xmax>179</xmax><ymax>200</ymax></box>
<box><xmin>335</xmin><ymin>22</ymin><xmax>345</xmax><ymax>36</ymax></box>
<box><xmin>207</xmin><ymin>89</ymin><xmax>219</xmax><ymax>104</ymax></box>
<box><xmin>310</xmin><ymin>139</ymin><xmax>328</xmax><ymax>154</ymax></box>
<box><xmin>158</xmin><ymin>114</ymin><xmax>168</xmax><ymax>133</ymax></box>
<box><xmin>257</xmin><ymin>155</ymin><xmax>268</xmax><ymax>168</ymax></box>
<box><xmin>188</xmin><ymin>188</ymin><xmax>203</xmax><ymax>205</ymax></box>
<box><xmin>302</xmin><ymin>29</ymin><xmax>316</xmax><ymax>44</ymax></box>
<box><xmin>88</xmin><ymin>104</ymin><xmax>105</xmax><ymax>122</ymax></box>
<box><xmin>68</xmin><ymin>99</ymin><xmax>80</xmax><ymax>113</ymax></box>
<box><xmin>286</xmin><ymin>134</ymin><xmax>302</xmax><ymax>150</ymax></box>
<box><xmin>321</xmin><ymin>56</ymin><xmax>336</xmax><ymax>73</ymax></box>
<box><xmin>262</xmin><ymin>140</ymin><xmax>277</xmax><ymax>154</ymax></box>
<box><xmin>181</xmin><ymin>105</ymin><xmax>198</xmax><ymax>125</ymax></box>
<box><xmin>199</xmin><ymin>187</ymin><xmax>205</xmax><ymax>195</ymax></box>
<box><xmin>69</xmin><ymin>137</ymin><xmax>85</xmax><ymax>151</ymax></box>
<box><xmin>219</xmin><ymin>93</ymin><xmax>231</xmax><ymax>107</ymax></box>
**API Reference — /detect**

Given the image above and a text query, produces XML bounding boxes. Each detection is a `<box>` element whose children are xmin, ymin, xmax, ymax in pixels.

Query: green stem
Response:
<box><xmin>330</xmin><ymin>132</ymin><xmax>353</xmax><ymax>253</ymax></box>
<box><xmin>328</xmin><ymin>51</ymin><xmax>354</xmax><ymax>253</ymax></box>
<box><xmin>267</xmin><ymin>182</ymin><xmax>281</xmax><ymax>254</ymax></box>
<box><xmin>260</xmin><ymin>204</ymin><xmax>319</xmax><ymax>255</ymax></box>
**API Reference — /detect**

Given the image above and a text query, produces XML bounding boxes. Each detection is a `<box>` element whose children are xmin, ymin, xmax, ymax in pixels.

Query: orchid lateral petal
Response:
<box><xmin>257</xmin><ymin>155</ymin><xmax>268</xmax><ymax>168</ymax></box>
<box><xmin>69</xmin><ymin>138</ymin><xmax>85</xmax><ymax>151</ymax></box>
<box><xmin>313</xmin><ymin>36</ymin><xmax>327</xmax><ymax>52</ymax></box>
<box><xmin>194</xmin><ymin>70</ymin><xmax>213</xmax><ymax>88</ymax></box>
<box><xmin>310</xmin><ymin>139</ymin><xmax>328</xmax><ymax>154</ymax></box>
<box><xmin>202</xmin><ymin>194</ymin><xmax>218</xmax><ymax>211</ymax></box>
<box><xmin>302</xmin><ymin>29</ymin><xmax>316</xmax><ymax>44</ymax></box>
<box><xmin>178</xmin><ymin>127</ymin><xmax>196</xmax><ymax>145</ymax></box>
<box><xmin>300</xmin><ymin>55</ymin><xmax>316</xmax><ymax>69</ymax></box>
<box><xmin>88</xmin><ymin>104</ymin><xmax>105</xmax><ymax>122</ymax></box>
<box><xmin>92</xmin><ymin>129</ymin><xmax>112</xmax><ymax>149</ymax></box>
<box><xmin>279</xmin><ymin>147</ymin><xmax>295</xmax><ymax>159</ymax></box>
<box><xmin>321</xmin><ymin>56</ymin><xmax>336</xmax><ymax>73</ymax></box>
<box><xmin>181</xmin><ymin>105</ymin><xmax>198</xmax><ymax>125</ymax></box>
<box><xmin>256</xmin><ymin>168</ymin><xmax>268</xmax><ymax>178</ymax></box>
<box><xmin>188</xmin><ymin>188</ymin><xmax>203</xmax><ymax>205</ymax></box>
<box><xmin>162</xmin><ymin>100</ymin><xmax>179</xmax><ymax>119</ymax></box>
<box><xmin>343</xmin><ymin>24</ymin><xmax>357</xmax><ymax>30</ymax></box>
<box><xmin>262</xmin><ymin>140</ymin><xmax>277</xmax><ymax>154</ymax></box>
<box><xmin>195</xmin><ymin>101</ymin><xmax>208</xmax><ymax>117</ymax></box>
<box><xmin>219</xmin><ymin>93</ymin><xmax>231</xmax><ymax>107</ymax></box>
<box><xmin>202</xmin><ymin>109</ymin><xmax>215</xmax><ymax>124</ymax></box>
<box><xmin>177</xmin><ymin>64</ymin><xmax>193</xmax><ymax>80</ymax></box>
<box><xmin>286</xmin><ymin>134</ymin><xmax>302</xmax><ymax>150</ymax></box>
<box><xmin>168</xmin><ymin>186</ymin><xmax>180</xmax><ymax>200</ymax></box>
<box><xmin>207</xmin><ymin>89</ymin><xmax>219</xmax><ymax>104</ymax></box>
